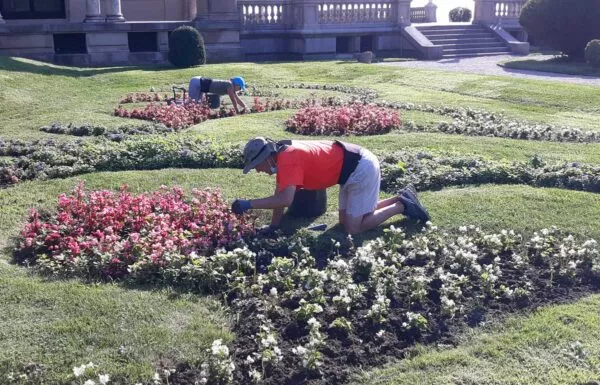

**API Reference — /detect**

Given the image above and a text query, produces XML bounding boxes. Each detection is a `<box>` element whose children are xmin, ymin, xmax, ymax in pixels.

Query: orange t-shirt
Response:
<box><xmin>276</xmin><ymin>141</ymin><xmax>343</xmax><ymax>192</ymax></box>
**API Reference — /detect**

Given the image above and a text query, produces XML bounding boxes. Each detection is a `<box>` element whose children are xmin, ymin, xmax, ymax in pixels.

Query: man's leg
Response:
<box><xmin>376</xmin><ymin>196</ymin><xmax>399</xmax><ymax>209</ymax></box>
<box><xmin>339</xmin><ymin>209</ymin><xmax>346</xmax><ymax>226</ymax></box>
<box><xmin>343</xmin><ymin>203</ymin><xmax>405</xmax><ymax>235</ymax></box>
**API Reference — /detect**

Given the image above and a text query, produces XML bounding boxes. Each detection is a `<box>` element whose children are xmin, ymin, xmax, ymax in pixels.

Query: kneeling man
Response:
<box><xmin>232</xmin><ymin>137</ymin><xmax>429</xmax><ymax>235</ymax></box>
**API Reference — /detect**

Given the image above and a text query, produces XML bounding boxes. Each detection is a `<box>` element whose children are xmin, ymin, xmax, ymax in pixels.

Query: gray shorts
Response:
<box><xmin>339</xmin><ymin>149</ymin><xmax>381</xmax><ymax>217</ymax></box>
<box><xmin>188</xmin><ymin>77</ymin><xmax>202</xmax><ymax>101</ymax></box>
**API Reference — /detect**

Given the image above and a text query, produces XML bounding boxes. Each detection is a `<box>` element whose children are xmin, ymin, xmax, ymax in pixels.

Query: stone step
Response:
<box><xmin>443</xmin><ymin>46</ymin><xmax>511</xmax><ymax>55</ymax></box>
<box><xmin>422</xmin><ymin>32</ymin><xmax>494</xmax><ymax>39</ymax></box>
<box><xmin>417</xmin><ymin>24</ymin><xmax>482</xmax><ymax>31</ymax></box>
<box><xmin>442</xmin><ymin>51</ymin><xmax>513</xmax><ymax>58</ymax></box>
<box><xmin>429</xmin><ymin>37</ymin><xmax>500</xmax><ymax>44</ymax></box>
<box><xmin>439</xmin><ymin>43</ymin><xmax>508</xmax><ymax>50</ymax></box>
<box><xmin>419</xmin><ymin>28</ymin><xmax>489</xmax><ymax>34</ymax></box>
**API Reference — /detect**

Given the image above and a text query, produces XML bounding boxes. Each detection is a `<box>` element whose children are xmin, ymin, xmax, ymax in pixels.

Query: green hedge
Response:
<box><xmin>520</xmin><ymin>0</ymin><xmax>600</xmax><ymax>58</ymax></box>
<box><xmin>168</xmin><ymin>26</ymin><xmax>206</xmax><ymax>68</ymax></box>
<box><xmin>585</xmin><ymin>39</ymin><xmax>600</xmax><ymax>68</ymax></box>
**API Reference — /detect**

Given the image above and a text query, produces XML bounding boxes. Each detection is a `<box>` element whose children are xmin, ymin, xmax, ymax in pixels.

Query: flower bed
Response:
<box><xmin>379</xmin><ymin>151</ymin><xmax>600</xmax><ymax>193</ymax></box>
<box><xmin>13</xmin><ymin>209</ymin><xmax>600</xmax><ymax>383</ymax></box>
<box><xmin>114</xmin><ymin>97</ymin><xmax>296</xmax><ymax>130</ymax></box>
<box><xmin>3</xmin><ymin>138</ymin><xmax>600</xmax><ymax>194</ymax></box>
<box><xmin>0</xmin><ymin>136</ymin><xmax>243</xmax><ymax>186</ymax></box>
<box><xmin>14</xmin><ymin>183</ymin><xmax>255</xmax><ymax>278</ymax></box>
<box><xmin>285</xmin><ymin>103</ymin><xmax>401</xmax><ymax>136</ymax></box>
<box><xmin>40</xmin><ymin>122</ymin><xmax>175</xmax><ymax>141</ymax></box>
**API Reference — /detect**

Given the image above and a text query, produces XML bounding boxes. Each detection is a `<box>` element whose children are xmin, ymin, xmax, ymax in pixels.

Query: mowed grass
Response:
<box><xmin>2</xmin><ymin>56</ymin><xmax>600</xmax><ymax>140</ymax></box>
<box><xmin>0</xmin><ymin>262</ymin><xmax>232</xmax><ymax>383</ymax></box>
<box><xmin>352</xmin><ymin>294</ymin><xmax>600</xmax><ymax>385</ymax></box>
<box><xmin>2</xmin><ymin>56</ymin><xmax>600</xmax><ymax>383</ymax></box>
<box><xmin>189</xmin><ymin>111</ymin><xmax>600</xmax><ymax>164</ymax></box>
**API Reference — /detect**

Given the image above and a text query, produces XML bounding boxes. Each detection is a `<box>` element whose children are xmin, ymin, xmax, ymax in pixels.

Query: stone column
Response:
<box><xmin>195</xmin><ymin>0</ymin><xmax>238</xmax><ymax>22</ymax></box>
<box><xmin>0</xmin><ymin>8</ymin><xmax>5</xmax><ymax>24</ymax></box>
<box><xmin>106</xmin><ymin>0</ymin><xmax>126</xmax><ymax>22</ymax></box>
<box><xmin>185</xmin><ymin>0</ymin><xmax>198</xmax><ymax>20</ymax></box>
<box><xmin>395</xmin><ymin>0</ymin><xmax>412</xmax><ymax>26</ymax></box>
<box><xmin>424</xmin><ymin>0</ymin><xmax>437</xmax><ymax>23</ymax></box>
<box><xmin>85</xmin><ymin>0</ymin><xmax>104</xmax><ymax>22</ymax></box>
<box><xmin>292</xmin><ymin>0</ymin><xmax>319</xmax><ymax>30</ymax></box>
<box><xmin>195</xmin><ymin>0</ymin><xmax>209</xmax><ymax>21</ymax></box>
<box><xmin>473</xmin><ymin>0</ymin><xmax>496</xmax><ymax>24</ymax></box>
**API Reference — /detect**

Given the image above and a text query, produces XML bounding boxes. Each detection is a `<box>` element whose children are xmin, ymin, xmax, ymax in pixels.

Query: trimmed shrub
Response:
<box><xmin>168</xmin><ymin>26</ymin><xmax>206</xmax><ymax>68</ymax></box>
<box><xmin>520</xmin><ymin>0</ymin><xmax>600</xmax><ymax>58</ymax></box>
<box><xmin>585</xmin><ymin>39</ymin><xmax>600</xmax><ymax>68</ymax></box>
<box><xmin>449</xmin><ymin>7</ymin><xmax>472</xmax><ymax>22</ymax></box>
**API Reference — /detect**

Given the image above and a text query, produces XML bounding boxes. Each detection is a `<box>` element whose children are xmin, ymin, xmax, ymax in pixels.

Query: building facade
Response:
<box><xmin>0</xmin><ymin>0</ymin><xmax>528</xmax><ymax>65</ymax></box>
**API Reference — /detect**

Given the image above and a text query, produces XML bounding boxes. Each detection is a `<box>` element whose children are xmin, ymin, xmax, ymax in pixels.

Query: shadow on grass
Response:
<box><xmin>0</xmin><ymin>56</ymin><xmax>177</xmax><ymax>78</ymax></box>
<box><xmin>499</xmin><ymin>57</ymin><xmax>600</xmax><ymax>78</ymax></box>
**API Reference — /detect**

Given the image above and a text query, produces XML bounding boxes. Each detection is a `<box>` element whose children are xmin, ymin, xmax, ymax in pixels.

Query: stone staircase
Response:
<box><xmin>416</xmin><ymin>24</ymin><xmax>511</xmax><ymax>59</ymax></box>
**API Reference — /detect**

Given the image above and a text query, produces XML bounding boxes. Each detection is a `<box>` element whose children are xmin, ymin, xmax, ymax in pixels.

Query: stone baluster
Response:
<box><xmin>84</xmin><ymin>0</ymin><xmax>104</xmax><ymax>22</ymax></box>
<box><xmin>106</xmin><ymin>0</ymin><xmax>126</xmax><ymax>22</ymax></box>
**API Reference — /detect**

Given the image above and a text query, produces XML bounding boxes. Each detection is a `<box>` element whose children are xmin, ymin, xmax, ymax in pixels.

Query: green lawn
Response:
<box><xmin>2</xmin><ymin>56</ymin><xmax>600</xmax><ymax>384</ymax></box>
<box><xmin>2</xmin><ymin>56</ymin><xmax>600</xmax><ymax>140</ymax></box>
<box><xmin>352</xmin><ymin>295</ymin><xmax>600</xmax><ymax>385</ymax></box>
<box><xmin>499</xmin><ymin>56</ymin><xmax>600</xmax><ymax>78</ymax></box>
<box><xmin>0</xmin><ymin>262</ymin><xmax>231</xmax><ymax>383</ymax></box>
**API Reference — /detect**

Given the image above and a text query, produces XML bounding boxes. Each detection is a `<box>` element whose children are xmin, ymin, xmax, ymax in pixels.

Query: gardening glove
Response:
<box><xmin>256</xmin><ymin>224</ymin><xmax>280</xmax><ymax>237</ymax></box>
<box><xmin>231</xmin><ymin>199</ymin><xmax>252</xmax><ymax>215</ymax></box>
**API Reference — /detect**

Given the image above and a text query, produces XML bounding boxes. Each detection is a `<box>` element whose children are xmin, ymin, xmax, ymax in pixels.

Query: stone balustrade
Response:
<box><xmin>239</xmin><ymin>0</ymin><xmax>290</xmax><ymax>27</ymax></box>
<box><xmin>317</xmin><ymin>2</ymin><xmax>395</xmax><ymax>24</ymax></box>
<box><xmin>410</xmin><ymin>7</ymin><xmax>426</xmax><ymax>22</ymax></box>
<box><xmin>318</xmin><ymin>1</ymin><xmax>395</xmax><ymax>24</ymax></box>
<box><xmin>493</xmin><ymin>1</ymin><xmax>524</xmax><ymax>19</ymax></box>
<box><xmin>474</xmin><ymin>0</ymin><xmax>526</xmax><ymax>25</ymax></box>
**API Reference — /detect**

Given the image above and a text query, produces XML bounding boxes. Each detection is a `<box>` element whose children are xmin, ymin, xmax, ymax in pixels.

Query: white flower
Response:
<box><xmin>249</xmin><ymin>369</ymin><xmax>263</xmax><ymax>382</ymax></box>
<box><xmin>98</xmin><ymin>374</ymin><xmax>110</xmax><ymax>385</ymax></box>
<box><xmin>73</xmin><ymin>365</ymin><xmax>86</xmax><ymax>377</ymax></box>
<box><xmin>307</xmin><ymin>317</ymin><xmax>321</xmax><ymax>328</ymax></box>
<box><xmin>245</xmin><ymin>355</ymin><xmax>255</xmax><ymax>364</ymax></box>
<box><xmin>211</xmin><ymin>339</ymin><xmax>229</xmax><ymax>356</ymax></box>
<box><xmin>85</xmin><ymin>362</ymin><xmax>96</xmax><ymax>369</ymax></box>
<box><xmin>270</xmin><ymin>287</ymin><xmax>278</xmax><ymax>296</ymax></box>
<box><xmin>84</xmin><ymin>380</ymin><xmax>96</xmax><ymax>385</ymax></box>
<box><xmin>376</xmin><ymin>329</ymin><xmax>385</xmax><ymax>338</ymax></box>
<box><xmin>292</xmin><ymin>346</ymin><xmax>308</xmax><ymax>355</ymax></box>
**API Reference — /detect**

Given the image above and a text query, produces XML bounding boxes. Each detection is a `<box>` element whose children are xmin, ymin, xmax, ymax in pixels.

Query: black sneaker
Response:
<box><xmin>399</xmin><ymin>188</ymin><xmax>430</xmax><ymax>222</ymax></box>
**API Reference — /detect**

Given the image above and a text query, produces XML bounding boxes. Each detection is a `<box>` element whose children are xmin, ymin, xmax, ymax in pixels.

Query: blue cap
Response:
<box><xmin>231</xmin><ymin>76</ymin><xmax>246</xmax><ymax>90</ymax></box>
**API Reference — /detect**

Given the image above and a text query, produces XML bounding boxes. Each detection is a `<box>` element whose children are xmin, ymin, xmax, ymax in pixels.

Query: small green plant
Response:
<box><xmin>168</xmin><ymin>26</ymin><xmax>206</xmax><ymax>68</ymax></box>
<box><xmin>449</xmin><ymin>7</ymin><xmax>472</xmax><ymax>22</ymax></box>
<box><xmin>585</xmin><ymin>39</ymin><xmax>600</xmax><ymax>68</ymax></box>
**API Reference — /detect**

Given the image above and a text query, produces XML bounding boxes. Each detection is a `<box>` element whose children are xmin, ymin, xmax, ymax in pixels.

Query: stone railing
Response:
<box><xmin>409</xmin><ymin>7</ymin><xmax>427</xmax><ymax>23</ymax></box>
<box><xmin>239</xmin><ymin>0</ymin><xmax>290</xmax><ymax>27</ymax></box>
<box><xmin>317</xmin><ymin>1</ymin><xmax>395</xmax><ymax>24</ymax></box>
<box><xmin>493</xmin><ymin>1</ymin><xmax>523</xmax><ymax>19</ymax></box>
<box><xmin>474</xmin><ymin>0</ymin><xmax>526</xmax><ymax>25</ymax></box>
